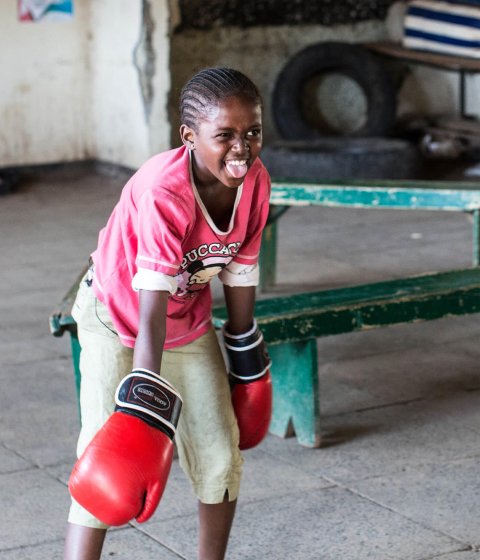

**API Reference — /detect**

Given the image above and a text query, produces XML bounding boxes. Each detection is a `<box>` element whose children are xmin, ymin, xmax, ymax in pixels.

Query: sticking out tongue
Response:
<box><xmin>225</xmin><ymin>160</ymin><xmax>248</xmax><ymax>179</ymax></box>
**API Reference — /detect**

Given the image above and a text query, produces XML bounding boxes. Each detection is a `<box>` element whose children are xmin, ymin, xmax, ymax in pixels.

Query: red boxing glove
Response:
<box><xmin>69</xmin><ymin>369</ymin><xmax>182</xmax><ymax>526</ymax></box>
<box><xmin>223</xmin><ymin>321</ymin><xmax>272</xmax><ymax>450</ymax></box>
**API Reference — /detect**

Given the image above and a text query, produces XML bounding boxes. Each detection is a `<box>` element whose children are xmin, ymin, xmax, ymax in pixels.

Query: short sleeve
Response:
<box><xmin>132</xmin><ymin>268</ymin><xmax>178</xmax><ymax>293</ymax></box>
<box><xmin>218</xmin><ymin>261</ymin><xmax>260</xmax><ymax>287</ymax></box>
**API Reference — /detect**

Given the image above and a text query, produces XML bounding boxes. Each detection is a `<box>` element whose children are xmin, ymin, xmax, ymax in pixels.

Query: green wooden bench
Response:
<box><xmin>262</xmin><ymin>178</ymin><xmax>480</xmax><ymax>290</ymax></box>
<box><xmin>50</xmin><ymin>266</ymin><xmax>480</xmax><ymax>447</ymax></box>
<box><xmin>50</xmin><ymin>178</ymin><xmax>480</xmax><ymax>447</ymax></box>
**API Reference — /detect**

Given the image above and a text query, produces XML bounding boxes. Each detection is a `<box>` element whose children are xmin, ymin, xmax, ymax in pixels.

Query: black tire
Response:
<box><xmin>272</xmin><ymin>42</ymin><xmax>397</xmax><ymax>139</ymax></box>
<box><xmin>260</xmin><ymin>139</ymin><xmax>421</xmax><ymax>180</ymax></box>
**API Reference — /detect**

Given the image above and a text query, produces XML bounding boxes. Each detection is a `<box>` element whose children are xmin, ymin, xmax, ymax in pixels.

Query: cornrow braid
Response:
<box><xmin>180</xmin><ymin>67</ymin><xmax>262</xmax><ymax>131</ymax></box>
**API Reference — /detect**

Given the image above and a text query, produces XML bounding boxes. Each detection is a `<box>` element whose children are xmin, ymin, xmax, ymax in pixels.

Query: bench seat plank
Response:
<box><xmin>213</xmin><ymin>268</ymin><xmax>480</xmax><ymax>344</ymax></box>
<box><xmin>213</xmin><ymin>267</ymin><xmax>480</xmax><ymax>447</ymax></box>
<box><xmin>270</xmin><ymin>179</ymin><xmax>480</xmax><ymax>211</ymax></box>
<box><xmin>50</xmin><ymin>267</ymin><xmax>480</xmax><ymax>448</ymax></box>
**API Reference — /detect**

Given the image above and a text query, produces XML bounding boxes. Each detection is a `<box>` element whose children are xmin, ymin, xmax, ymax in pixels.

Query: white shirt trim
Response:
<box><xmin>218</xmin><ymin>261</ymin><xmax>259</xmax><ymax>287</ymax></box>
<box><xmin>189</xmin><ymin>151</ymin><xmax>243</xmax><ymax>236</ymax></box>
<box><xmin>132</xmin><ymin>268</ymin><xmax>178</xmax><ymax>294</ymax></box>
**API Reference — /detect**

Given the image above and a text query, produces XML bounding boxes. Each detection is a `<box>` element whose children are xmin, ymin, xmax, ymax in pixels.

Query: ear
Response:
<box><xmin>180</xmin><ymin>124</ymin><xmax>196</xmax><ymax>150</ymax></box>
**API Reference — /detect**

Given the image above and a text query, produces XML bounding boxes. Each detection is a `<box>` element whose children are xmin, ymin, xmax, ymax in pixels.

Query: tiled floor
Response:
<box><xmin>2</xmin><ymin>163</ymin><xmax>480</xmax><ymax>559</ymax></box>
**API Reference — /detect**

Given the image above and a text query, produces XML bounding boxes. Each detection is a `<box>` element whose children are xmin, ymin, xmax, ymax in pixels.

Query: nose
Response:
<box><xmin>232</xmin><ymin>136</ymin><xmax>249</xmax><ymax>153</ymax></box>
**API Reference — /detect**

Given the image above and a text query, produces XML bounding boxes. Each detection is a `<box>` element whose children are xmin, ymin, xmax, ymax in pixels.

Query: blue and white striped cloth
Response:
<box><xmin>403</xmin><ymin>0</ymin><xmax>480</xmax><ymax>58</ymax></box>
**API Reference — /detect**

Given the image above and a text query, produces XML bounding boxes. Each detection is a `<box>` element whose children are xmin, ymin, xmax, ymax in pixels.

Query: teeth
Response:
<box><xmin>227</xmin><ymin>160</ymin><xmax>247</xmax><ymax>166</ymax></box>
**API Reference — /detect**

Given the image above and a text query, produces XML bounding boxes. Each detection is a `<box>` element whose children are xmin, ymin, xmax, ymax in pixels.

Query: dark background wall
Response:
<box><xmin>175</xmin><ymin>0</ymin><xmax>397</xmax><ymax>30</ymax></box>
<box><xmin>169</xmin><ymin>1</ymin><xmax>399</xmax><ymax>145</ymax></box>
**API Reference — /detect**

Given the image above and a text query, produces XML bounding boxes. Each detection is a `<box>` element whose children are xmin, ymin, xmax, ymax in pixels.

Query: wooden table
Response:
<box><xmin>364</xmin><ymin>41</ymin><xmax>480</xmax><ymax>118</ymax></box>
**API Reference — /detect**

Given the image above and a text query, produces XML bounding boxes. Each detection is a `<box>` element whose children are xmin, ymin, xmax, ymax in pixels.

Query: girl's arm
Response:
<box><xmin>133</xmin><ymin>289</ymin><xmax>169</xmax><ymax>372</ymax></box>
<box><xmin>69</xmin><ymin>288</ymin><xmax>181</xmax><ymax>526</ymax></box>
<box><xmin>222</xmin><ymin>284</ymin><xmax>256</xmax><ymax>334</ymax></box>
<box><xmin>222</xmin><ymin>284</ymin><xmax>272</xmax><ymax>450</ymax></box>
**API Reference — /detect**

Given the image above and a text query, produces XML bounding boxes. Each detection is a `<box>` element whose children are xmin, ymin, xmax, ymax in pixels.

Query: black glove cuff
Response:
<box><xmin>115</xmin><ymin>369</ymin><xmax>182</xmax><ymax>439</ymax></box>
<box><xmin>223</xmin><ymin>320</ymin><xmax>272</xmax><ymax>383</ymax></box>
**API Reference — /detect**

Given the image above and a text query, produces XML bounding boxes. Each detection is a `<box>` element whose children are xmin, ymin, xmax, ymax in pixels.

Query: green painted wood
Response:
<box><xmin>259</xmin><ymin>205</ymin><xmax>290</xmax><ymax>290</ymax></box>
<box><xmin>213</xmin><ymin>268</ymin><xmax>480</xmax><ymax>344</ymax></box>
<box><xmin>259</xmin><ymin>222</ymin><xmax>277</xmax><ymax>291</ymax></box>
<box><xmin>270</xmin><ymin>178</ymin><xmax>480</xmax><ymax>211</ymax></box>
<box><xmin>268</xmin><ymin>339</ymin><xmax>321</xmax><ymax>448</ymax></box>
<box><xmin>52</xmin><ymin>265</ymin><xmax>480</xmax><ymax>446</ymax></box>
<box><xmin>473</xmin><ymin>209</ymin><xmax>480</xmax><ymax>267</ymax></box>
<box><xmin>49</xmin><ymin>266</ymin><xmax>86</xmax><ymax>338</ymax></box>
<box><xmin>215</xmin><ymin>266</ymin><xmax>480</xmax><ymax>446</ymax></box>
<box><xmin>70</xmin><ymin>334</ymin><xmax>82</xmax><ymax>422</ymax></box>
<box><xmin>266</xmin><ymin>204</ymin><xmax>290</xmax><ymax>224</ymax></box>
<box><xmin>266</xmin><ymin>179</ymin><xmax>480</xmax><ymax>287</ymax></box>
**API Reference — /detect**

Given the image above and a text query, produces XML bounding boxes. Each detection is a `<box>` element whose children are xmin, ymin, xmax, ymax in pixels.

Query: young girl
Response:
<box><xmin>63</xmin><ymin>67</ymin><xmax>272</xmax><ymax>560</ymax></box>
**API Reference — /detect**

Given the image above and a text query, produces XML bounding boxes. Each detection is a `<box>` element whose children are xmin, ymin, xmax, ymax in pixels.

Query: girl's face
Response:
<box><xmin>181</xmin><ymin>95</ymin><xmax>263</xmax><ymax>190</ymax></box>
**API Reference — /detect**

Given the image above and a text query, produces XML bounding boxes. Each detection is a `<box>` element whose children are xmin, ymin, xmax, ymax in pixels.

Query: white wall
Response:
<box><xmin>2</xmin><ymin>0</ymin><xmax>479</xmax><ymax>169</ymax></box>
<box><xmin>88</xmin><ymin>0</ymin><xmax>171</xmax><ymax>168</ymax></box>
<box><xmin>0</xmin><ymin>2</ymin><xmax>90</xmax><ymax>165</ymax></box>
<box><xmin>0</xmin><ymin>0</ymin><xmax>172</xmax><ymax>169</ymax></box>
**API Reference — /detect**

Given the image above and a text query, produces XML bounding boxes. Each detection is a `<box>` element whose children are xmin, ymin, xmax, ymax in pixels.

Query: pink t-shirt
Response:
<box><xmin>91</xmin><ymin>145</ymin><xmax>271</xmax><ymax>349</ymax></box>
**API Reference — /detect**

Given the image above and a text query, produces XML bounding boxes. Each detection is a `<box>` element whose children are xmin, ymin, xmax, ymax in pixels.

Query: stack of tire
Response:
<box><xmin>262</xmin><ymin>42</ymin><xmax>420</xmax><ymax>180</ymax></box>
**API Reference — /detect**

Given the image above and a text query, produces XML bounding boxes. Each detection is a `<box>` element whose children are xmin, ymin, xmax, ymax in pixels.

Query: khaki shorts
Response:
<box><xmin>68</xmin><ymin>277</ymin><xmax>243</xmax><ymax>529</ymax></box>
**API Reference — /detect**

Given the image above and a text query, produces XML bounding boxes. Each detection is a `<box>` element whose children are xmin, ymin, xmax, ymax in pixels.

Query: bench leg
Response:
<box><xmin>268</xmin><ymin>339</ymin><xmax>321</xmax><ymax>448</ymax></box>
<box><xmin>259</xmin><ymin>206</ymin><xmax>290</xmax><ymax>291</ymax></box>
<box><xmin>473</xmin><ymin>209</ymin><xmax>480</xmax><ymax>267</ymax></box>
<box><xmin>259</xmin><ymin>222</ymin><xmax>277</xmax><ymax>291</ymax></box>
<box><xmin>69</xmin><ymin>331</ymin><xmax>82</xmax><ymax>423</ymax></box>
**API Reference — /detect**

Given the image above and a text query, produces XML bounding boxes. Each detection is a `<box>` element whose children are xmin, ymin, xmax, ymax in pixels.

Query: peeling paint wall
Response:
<box><xmin>85</xmin><ymin>0</ymin><xmax>171</xmax><ymax>168</ymax></box>
<box><xmin>0</xmin><ymin>2</ymin><xmax>90</xmax><ymax>165</ymax></box>
<box><xmin>2</xmin><ymin>0</ymin><xmax>479</xmax><ymax>168</ymax></box>
<box><xmin>169</xmin><ymin>0</ymin><xmax>480</xmax><ymax>146</ymax></box>
<box><xmin>169</xmin><ymin>1</ymin><xmax>397</xmax><ymax>145</ymax></box>
<box><xmin>0</xmin><ymin>1</ymin><xmax>171</xmax><ymax>169</ymax></box>
<box><xmin>169</xmin><ymin>20</ymin><xmax>389</xmax><ymax>145</ymax></box>
<box><xmin>175</xmin><ymin>0</ymin><xmax>396</xmax><ymax>29</ymax></box>
<box><xmin>144</xmin><ymin>1</ymin><xmax>172</xmax><ymax>160</ymax></box>
<box><xmin>134</xmin><ymin>0</ymin><xmax>156</xmax><ymax>122</ymax></box>
<box><xmin>87</xmin><ymin>0</ymin><xmax>150</xmax><ymax>167</ymax></box>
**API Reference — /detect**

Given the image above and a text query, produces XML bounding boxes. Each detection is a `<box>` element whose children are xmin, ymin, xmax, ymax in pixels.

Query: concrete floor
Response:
<box><xmin>2</xmin><ymin>163</ymin><xmax>480</xmax><ymax>559</ymax></box>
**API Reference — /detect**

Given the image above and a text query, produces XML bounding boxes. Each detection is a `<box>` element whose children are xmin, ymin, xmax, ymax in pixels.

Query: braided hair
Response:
<box><xmin>180</xmin><ymin>67</ymin><xmax>263</xmax><ymax>131</ymax></box>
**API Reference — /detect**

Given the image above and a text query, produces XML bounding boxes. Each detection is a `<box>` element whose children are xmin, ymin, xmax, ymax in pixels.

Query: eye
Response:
<box><xmin>247</xmin><ymin>129</ymin><xmax>262</xmax><ymax>138</ymax></box>
<box><xmin>215</xmin><ymin>132</ymin><xmax>232</xmax><ymax>139</ymax></box>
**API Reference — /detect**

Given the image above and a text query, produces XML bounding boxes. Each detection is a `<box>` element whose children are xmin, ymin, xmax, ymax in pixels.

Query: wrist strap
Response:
<box><xmin>115</xmin><ymin>369</ymin><xmax>182</xmax><ymax>438</ymax></box>
<box><xmin>222</xmin><ymin>321</ymin><xmax>271</xmax><ymax>382</ymax></box>
<box><xmin>223</xmin><ymin>319</ymin><xmax>258</xmax><ymax>341</ymax></box>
